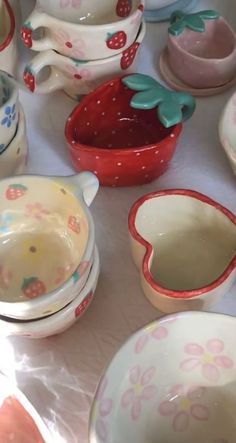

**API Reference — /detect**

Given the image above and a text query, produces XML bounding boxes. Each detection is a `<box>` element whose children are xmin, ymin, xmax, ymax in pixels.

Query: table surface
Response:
<box><xmin>2</xmin><ymin>0</ymin><xmax>236</xmax><ymax>442</ymax></box>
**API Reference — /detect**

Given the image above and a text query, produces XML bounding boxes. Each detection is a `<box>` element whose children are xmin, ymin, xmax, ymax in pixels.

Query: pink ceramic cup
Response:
<box><xmin>167</xmin><ymin>16</ymin><xmax>236</xmax><ymax>88</ymax></box>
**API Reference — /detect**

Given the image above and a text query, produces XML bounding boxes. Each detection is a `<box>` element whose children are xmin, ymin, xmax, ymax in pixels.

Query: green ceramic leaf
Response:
<box><xmin>199</xmin><ymin>10</ymin><xmax>220</xmax><ymax>20</ymax></box>
<box><xmin>168</xmin><ymin>18</ymin><xmax>186</xmax><ymax>36</ymax></box>
<box><xmin>131</xmin><ymin>89</ymin><xmax>162</xmax><ymax>109</ymax></box>
<box><xmin>186</xmin><ymin>15</ymin><xmax>205</xmax><ymax>32</ymax></box>
<box><xmin>122</xmin><ymin>74</ymin><xmax>159</xmax><ymax>91</ymax></box>
<box><xmin>157</xmin><ymin>102</ymin><xmax>183</xmax><ymax>128</ymax></box>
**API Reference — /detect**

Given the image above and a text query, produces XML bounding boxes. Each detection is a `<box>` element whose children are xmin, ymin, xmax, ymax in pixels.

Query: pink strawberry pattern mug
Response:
<box><xmin>21</xmin><ymin>0</ymin><xmax>144</xmax><ymax>61</ymax></box>
<box><xmin>23</xmin><ymin>21</ymin><xmax>145</xmax><ymax>99</ymax></box>
<box><xmin>90</xmin><ymin>311</ymin><xmax>236</xmax><ymax>443</ymax></box>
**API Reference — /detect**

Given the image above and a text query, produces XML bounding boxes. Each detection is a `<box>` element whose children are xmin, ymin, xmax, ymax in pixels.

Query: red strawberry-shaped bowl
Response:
<box><xmin>65</xmin><ymin>74</ymin><xmax>194</xmax><ymax>187</ymax></box>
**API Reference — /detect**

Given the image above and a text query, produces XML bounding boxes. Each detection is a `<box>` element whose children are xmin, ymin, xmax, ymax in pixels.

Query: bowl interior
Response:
<box><xmin>134</xmin><ymin>194</ymin><xmax>236</xmax><ymax>290</ymax></box>
<box><xmin>174</xmin><ymin>20</ymin><xmax>235</xmax><ymax>59</ymax></box>
<box><xmin>70</xmin><ymin>78</ymin><xmax>173</xmax><ymax>150</ymax></box>
<box><xmin>90</xmin><ymin>312</ymin><xmax>236</xmax><ymax>443</ymax></box>
<box><xmin>37</xmin><ymin>0</ymin><xmax>140</xmax><ymax>25</ymax></box>
<box><xmin>0</xmin><ymin>176</ymin><xmax>89</xmax><ymax>303</ymax></box>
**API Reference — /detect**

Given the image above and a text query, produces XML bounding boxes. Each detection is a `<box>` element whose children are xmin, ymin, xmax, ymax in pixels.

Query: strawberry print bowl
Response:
<box><xmin>21</xmin><ymin>0</ymin><xmax>144</xmax><ymax>61</ymax></box>
<box><xmin>0</xmin><ymin>246</ymin><xmax>100</xmax><ymax>339</ymax></box>
<box><xmin>128</xmin><ymin>189</ymin><xmax>236</xmax><ymax>313</ymax></box>
<box><xmin>66</xmin><ymin>73</ymin><xmax>196</xmax><ymax>186</ymax></box>
<box><xmin>89</xmin><ymin>311</ymin><xmax>236</xmax><ymax>443</ymax></box>
<box><xmin>0</xmin><ymin>171</ymin><xmax>99</xmax><ymax>320</ymax></box>
<box><xmin>219</xmin><ymin>90</ymin><xmax>236</xmax><ymax>177</ymax></box>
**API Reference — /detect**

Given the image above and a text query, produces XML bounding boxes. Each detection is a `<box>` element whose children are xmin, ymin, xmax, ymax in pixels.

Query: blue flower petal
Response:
<box><xmin>5</xmin><ymin>106</ymin><xmax>11</xmax><ymax>115</ymax></box>
<box><xmin>12</xmin><ymin>113</ymin><xmax>16</xmax><ymax>121</ymax></box>
<box><xmin>1</xmin><ymin>117</ymin><xmax>8</xmax><ymax>126</ymax></box>
<box><xmin>7</xmin><ymin>119</ymin><xmax>11</xmax><ymax>128</ymax></box>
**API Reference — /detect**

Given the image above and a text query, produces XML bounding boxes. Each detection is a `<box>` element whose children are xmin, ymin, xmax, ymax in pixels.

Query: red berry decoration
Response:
<box><xmin>138</xmin><ymin>4</ymin><xmax>144</xmax><ymax>12</ymax></box>
<box><xmin>75</xmin><ymin>291</ymin><xmax>93</xmax><ymax>318</ymax></box>
<box><xmin>68</xmin><ymin>215</ymin><xmax>80</xmax><ymax>234</ymax></box>
<box><xmin>21</xmin><ymin>277</ymin><xmax>46</xmax><ymax>299</ymax></box>
<box><xmin>23</xmin><ymin>67</ymin><xmax>35</xmax><ymax>92</ymax></box>
<box><xmin>116</xmin><ymin>0</ymin><xmax>132</xmax><ymax>17</ymax></box>
<box><xmin>106</xmin><ymin>31</ymin><xmax>127</xmax><ymax>50</ymax></box>
<box><xmin>120</xmin><ymin>42</ymin><xmax>140</xmax><ymax>70</ymax></box>
<box><xmin>21</xmin><ymin>24</ymin><xmax>33</xmax><ymax>48</ymax></box>
<box><xmin>5</xmin><ymin>184</ymin><xmax>28</xmax><ymax>200</ymax></box>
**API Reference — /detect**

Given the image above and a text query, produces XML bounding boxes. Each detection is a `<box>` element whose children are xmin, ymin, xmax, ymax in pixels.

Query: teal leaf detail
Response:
<box><xmin>121</xmin><ymin>73</ymin><xmax>196</xmax><ymax>128</ymax></box>
<box><xmin>122</xmin><ymin>74</ymin><xmax>159</xmax><ymax>91</ymax></box>
<box><xmin>72</xmin><ymin>271</ymin><xmax>79</xmax><ymax>284</ymax></box>
<box><xmin>169</xmin><ymin>9</ymin><xmax>220</xmax><ymax>36</ymax></box>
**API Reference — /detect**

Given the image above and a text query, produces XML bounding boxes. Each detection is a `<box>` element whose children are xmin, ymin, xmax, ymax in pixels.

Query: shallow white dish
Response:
<box><xmin>219</xmin><ymin>90</ymin><xmax>236</xmax><ymax>176</ymax></box>
<box><xmin>0</xmin><ymin>246</ymin><xmax>100</xmax><ymax>338</ymax></box>
<box><xmin>90</xmin><ymin>311</ymin><xmax>236</xmax><ymax>443</ymax></box>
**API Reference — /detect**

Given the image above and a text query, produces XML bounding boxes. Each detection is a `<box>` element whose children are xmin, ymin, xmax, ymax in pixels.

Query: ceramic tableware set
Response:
<box><xmin>21</xmin><ymin>0</ymin><xmax>145</xmax><ymax>99</ymax></box>
<box><xmin>0</xmin><ymin>2</ymin><xmax>236</xmax><ymax>443</ymax></box>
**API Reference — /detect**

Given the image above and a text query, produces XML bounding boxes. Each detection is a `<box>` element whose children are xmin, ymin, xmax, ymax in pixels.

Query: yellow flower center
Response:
<box><xmin>179</xmin><ymin>397</ymin><xmax>191</xmax><ymax>411</ymax></box>
<box><xmin>134</xmin><ymin>384</ymin><xmax>141</xmax><ymax>396</ymax></box>
<box><xmin>202</xmin><ymin>352</ymin><xmax>213</xmax><ymax>363</ymax></box>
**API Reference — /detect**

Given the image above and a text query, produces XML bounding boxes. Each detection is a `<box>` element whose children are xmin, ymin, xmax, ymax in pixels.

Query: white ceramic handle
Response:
<box><xmin>62</xmin><ymin>172</ymin><xmax>99</xmax><ymax>207</ymax></box>
<box><xmin>23</xmin><ymin>50</ymin><xmax>66</xmax><ymax>94</ymax></box>
<box><xmin>22</xmin><ymin>8</ymin><xmax>54</xmax><ymax>51</ymax></box>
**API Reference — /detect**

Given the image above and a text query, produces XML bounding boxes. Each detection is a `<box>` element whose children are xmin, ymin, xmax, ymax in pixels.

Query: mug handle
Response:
<box><xmin>23</xmin><ymin>50</ymin><xmax>66</xmax><ymax>94</ymax></box>
<box><xmin>21</xmin><ymin>8</ymin><xmax>54</xmax><ymax>51</ymax></box>
<box><xmin>59</xmin><ymin>173</ymin><xmax>99</xmax><ymax>207</ymax></box>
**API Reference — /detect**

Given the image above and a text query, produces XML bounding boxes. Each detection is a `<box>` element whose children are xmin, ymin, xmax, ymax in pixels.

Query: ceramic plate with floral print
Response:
<box><xmin>89</xmin><ymin>311</ymin><xmax>236</xmax><ymax>443</ymax></box>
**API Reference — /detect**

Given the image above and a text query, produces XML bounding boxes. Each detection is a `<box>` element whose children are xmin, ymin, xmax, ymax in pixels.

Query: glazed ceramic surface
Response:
<box><xmin>0</xmin><ymin>246</ymin><xmax>100</xmax><ymax>339</ymax></box>
<box><xmin>0</xmin><ymin>373</ymin><xmax>52</xmax><ymax>442</ymax></box>
<box><xmin>65</xmin><ymin>76</ymin><xmax>182</xmax><ymax>186</ymax></box>
<box><xmin>167</xmin><ymin>14</ymin><xmax>236</xmax><ymax>88</ymax></box>
<box><xmin>144</xmin><ymin>0</ymin><xmax>196</xmax><ymax>21</ymax></box>
<box><xmin>21</xmin><ymin>1</ymin><xmax>143</xmax><ymax>61</ymax></box>
<box><xmin>90</xmin><ymin>311</ymin><xmax>236</xmax><ymax>443</ymax></box>
<box><xmin>23</xmin><ymin>22</ymin><xmax>146</xmax><ymax>99</ymax></box>
<box><xmin>0</xmin><ymin>103</ymin><xmax>28</xmax><ymax>177</ymax></box>
<box><xmin>219</xmin><ymin>90</ymin><xmax>236</xmax><ymax>176</ymax></box>
<box><xmin>0</xmin><ymin>171</ymin><xmax>99</xmax><ymax>320</ymax></box>
<box><xmin>146</xmin><ymin>0</ymin><xmax>176</xmax><ymax>10</ymax></box>
<box><xmin>0</xmin><ymin>0</ymin><xmax>17</xmax><ymax>77</ymax></box>
<box><xmin>37</xmin><ymin>0</ymin><xmax>141</xmax><ymax>24</ymax></box>
<box><xmin>128</xmin><ymin>190</ymin><xmax>236</xmax><ymax>313</ymax></box>
<box><xmin>0</xmin><ymin>70</ymin><xmax>19</xmax><ymax>151</ymax></box>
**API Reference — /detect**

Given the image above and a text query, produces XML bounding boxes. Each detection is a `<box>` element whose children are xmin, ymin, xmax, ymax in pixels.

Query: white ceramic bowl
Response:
<box><xmin>0</xmin><ymin>172</ymin><xmax>98</xmax><ymax>320</ymax></box>
<box><xmin>0</xmin><ymin>246</ymin><xmax>100</xmax><ymax>338</ymax></box>
<box><xmin>0</xmin><ymin>70</ymin><xmax>19</xmax><ymax>150</ymax></box>
<box><xmin>90</xmin><ymin>311</ymin><xmax>236</xmax><ymax>443</ymax></box>
<box><xmin>21</xmin><ymin>0</ymin><xmax>144</xmax><ymax>61</ymax></box>
<box><xmin>0</xmin><ymin>373</ymin><xmax>52</xmax><ymax>442</ymax></box>
<box><xmin>0</xmin><ymin>103</ymin><xmax>28</xmax><ymax>177</ymax></box>
<box><xmin>219</xmin><ymin>90</ymin><xmax>236</xmax><ymax>176</ymax></box>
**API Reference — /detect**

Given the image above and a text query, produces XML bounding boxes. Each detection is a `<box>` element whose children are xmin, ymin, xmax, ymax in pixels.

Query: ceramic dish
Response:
<box><xmin>66</xmin><ymin>76</ymin><xmax>184</xmax><ymax>186</ymax></box>
<box><xmin>128</xmin><ymin>189</ymin><xmax>236</xmax><ymax>313</ymax></box>
<box><xmin>219</xmin><ymin>90</ymin><xmax>236</xmax><ymax>176</ymax></box>
<box><xmin>0</xmin><ymin>373</ymin><xmax>52</xmax><ymax>442</ymax></box>
<box><xmin>0</xmin><ymin>0</ymin><xmax>17</xmax><ymax>77</ymax></box>
<box><xmin>0</xmin><ymin>70</ymin><xmax>19</xmax><ymax>151</ymax></box>
<box><xmin>0</xmin><ymin>171</ymin><xmax>98</xmax><ymax>320</ymax></box>
<box><xmin>37</xmin><ymin>0</ymin><xmax>140</xmax><ymax>24</ymax></box>
<box><xmin>0</xmin><ymin>246</ymin><xmax>100</xmax><ymax>339</ymax></box>
<box><xmin>144</xmin><ymin>0</ymin><xmax>196</xmax><ymax>22</ymax></box>
<box><xmin>21</xmin><ymin>1</ymin><xmax>144</xmax><ymax>61</ymax></box>
<box><xmin>159</xmin><ymin>48</ymin><xmax>236</xmax><ymax>97</ymax></box>
<box><xmin>90</xmin><ymin>311</ymin><xmax>236</xmax><ymax>443</ymax></box>
<box><xmin>0</xmin><ymin>104</ymin><xmax>28</xmax><ymax>177</ymax></box>
<box><xmin>23</xmin><ymin>21</ymin><xmax>146</xmax><ymax>99</ymax></box>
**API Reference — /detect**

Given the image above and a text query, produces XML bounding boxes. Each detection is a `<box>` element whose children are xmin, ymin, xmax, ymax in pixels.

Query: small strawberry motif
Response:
<box><xmin>21</xmin><ymin>277</ymin><xmax>46</xmax><ymax>299</ymax></box>
<box><xmin>138</xmin><ymin>4</ymin><xmax>144</xmax><ymax>12</ymax></box>
<box><xmin>120</xmin><ymin>42</ymin><xmax>140</xmax><ymax>69</ymax></box>
<box><xmin>23</xmin><ymin>67</ymin><xmax>35</xmax><ymax>92</ymax></box>
<box><xmin>21</xmin><ymin>23</ymin><xmax>33</xmax><ymax>48</ymax></box>
<box><xmin>75</xmin><ymin>291</ymin><xmax>93</xmax><ymax>318</ymax></box>
<box><xmin>68</xmin><ymin>215</ymin><xmax>80</xmax><ymax>234</ymax></box>
<box><xmin>106</xmin><ymin>31</ymin><xmax>127</xmax><ymax>50</ymax></box>
<box><xmin>116</xmin><ymin>0</ymin><xmax>132</xmax><ymax>17</ymax></box>
<box><xmin>5</xmin><ymin>184</ymin><xmax>28</xmax><ymax>200</ymax></box>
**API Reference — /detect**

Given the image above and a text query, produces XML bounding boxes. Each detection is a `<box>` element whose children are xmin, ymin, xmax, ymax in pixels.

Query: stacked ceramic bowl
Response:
<box><xmin>144</xmin><ymin>0</ymin><xmax>197</xmax><ymax>22</ymax></box>
<box><xmin>0</xmin><ymin>71</ymin><xmax>28</xmax><ymax>178</ymax></box>
<box><xmin>21</xmin><ymin>0</ymin><xmax>146</xmax><ymax>99</ymax></box>
<box><xmin>0</xmin><ymin>171</ymin><xmax>100</xmax><ymax>339</ymax></box>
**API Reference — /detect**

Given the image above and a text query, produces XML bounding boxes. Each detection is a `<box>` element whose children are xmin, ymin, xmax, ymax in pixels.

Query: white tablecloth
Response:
<box><xmin>2</xmin><ymin>0</ymin><xmax>236</xmax><ymax>442</ymax></box>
